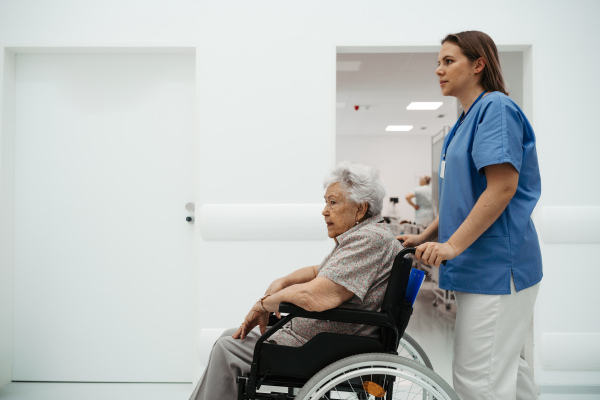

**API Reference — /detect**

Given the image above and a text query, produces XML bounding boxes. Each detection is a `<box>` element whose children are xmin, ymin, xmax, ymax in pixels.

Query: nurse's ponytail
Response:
<box><xmin>441</xmin><ymin>31</ymin><xmax>508</xmax><ymax>96</ymax></box>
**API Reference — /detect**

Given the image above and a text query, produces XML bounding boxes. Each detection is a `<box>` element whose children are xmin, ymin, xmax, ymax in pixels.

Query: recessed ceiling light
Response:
<box><xmin>386</xmin><ymin>125</ymin><xmax>413</xmax><ymax>132</ymax></box>
<box><xmin>407</xmin><ymin>102</ymin><xmax>443</xmax><ymax>110</ymax></box>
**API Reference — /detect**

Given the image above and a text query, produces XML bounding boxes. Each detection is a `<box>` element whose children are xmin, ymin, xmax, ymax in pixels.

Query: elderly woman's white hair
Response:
<box><xmin>323</xmin><ymin>161</ymin><xmax>386</xmax><ymax>218</ymax></box>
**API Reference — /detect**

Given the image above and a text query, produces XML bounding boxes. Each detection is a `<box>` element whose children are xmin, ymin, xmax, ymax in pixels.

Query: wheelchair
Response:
<box><xmin>236</xmin><ymin>247</ymin><xmax>459</xmax><ymax>400</ymax></box>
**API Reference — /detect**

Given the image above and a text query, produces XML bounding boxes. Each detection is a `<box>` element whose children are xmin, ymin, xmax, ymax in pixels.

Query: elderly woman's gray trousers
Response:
<box><xmin>189</xmin><ymin>328</ymin><xmax>263</xmax><ymax>400</ymax></box>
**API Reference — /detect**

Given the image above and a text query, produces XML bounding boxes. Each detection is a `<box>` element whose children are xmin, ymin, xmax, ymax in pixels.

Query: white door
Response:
<box><xmin>13</xmin><ymin>53</ymin><xmax>196</xmax><ymax>382</ymax></box>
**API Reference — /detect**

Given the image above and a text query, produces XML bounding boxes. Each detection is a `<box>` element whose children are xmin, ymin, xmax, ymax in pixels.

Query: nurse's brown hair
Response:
<box><xmin>442</xmin><ymin>31</ymin><xmax>508</xmax><ymax>96</ymax></box>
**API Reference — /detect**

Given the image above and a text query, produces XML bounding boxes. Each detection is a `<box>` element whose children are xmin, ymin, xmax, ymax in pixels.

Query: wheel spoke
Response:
<box><xmin>298</xmin><ymin>354</ymin><xmax>457</xmax><ymax>400</ymax></box>
<box><xmin>348</xmin><ymin>379</ymin><xmax>357</xmax><ymax>395</ymax></box>
<box><xmin>334</xmin><ymin>386</ymin><xmax>342</xmax><ymax>400</ymax></box>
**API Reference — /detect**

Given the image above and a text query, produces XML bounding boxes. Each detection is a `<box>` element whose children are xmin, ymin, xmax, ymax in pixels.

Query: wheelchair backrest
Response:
<box><xmin>379</xmin><ymin>248</ymin><xmax>414</xmax><ymax>349</ymax></box>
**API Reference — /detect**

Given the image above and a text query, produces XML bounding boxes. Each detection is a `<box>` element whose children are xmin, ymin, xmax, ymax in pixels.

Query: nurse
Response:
<box><xmin>405</xmin><ymin>175</ymin><xmax>435</xmax><ymax>226</ymax></box>
<box><xmin>398</xmin><ymin>31</ymin><xmax>542</xmax><ymax>400</ymax></box>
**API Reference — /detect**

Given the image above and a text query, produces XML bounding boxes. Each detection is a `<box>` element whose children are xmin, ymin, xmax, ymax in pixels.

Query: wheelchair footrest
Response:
<box><xmin>244</xmin><ymin>390</ymin><xmax>294</xmax><ymax>400</ymax></box>
<box><xmin>269</xmin><ymin>393</ymin><xmax>292</xmax><ymax>400</ymax></box>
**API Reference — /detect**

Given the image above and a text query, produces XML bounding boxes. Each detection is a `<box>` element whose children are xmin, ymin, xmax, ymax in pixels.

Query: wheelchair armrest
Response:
<box><xmin>260</xmin><ymin>303</ymin><xmax>396</xmax><ymax>345</ymax></box>
<box><xmin>278</xmin><ymin>302</ymin><xmax>393</xmax><ymax>327</ymax></box>
<box><xmin>267</xmin><ymin>313</ymin><xmax>281</xmax><ymax>327</ymax></box>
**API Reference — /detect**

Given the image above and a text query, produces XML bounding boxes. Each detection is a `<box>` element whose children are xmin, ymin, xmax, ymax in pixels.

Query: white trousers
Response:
<box><xmin>453</xmin><ymin>278</ymin><xmax>540</xmax><ymax>400</ymax></box>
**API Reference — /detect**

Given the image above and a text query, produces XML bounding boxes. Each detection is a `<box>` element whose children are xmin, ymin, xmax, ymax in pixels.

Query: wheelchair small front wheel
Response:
<box><xmin>296</xmin><ymin>353</ymin><xmax>459</xmax><ymax>400</ymax></box>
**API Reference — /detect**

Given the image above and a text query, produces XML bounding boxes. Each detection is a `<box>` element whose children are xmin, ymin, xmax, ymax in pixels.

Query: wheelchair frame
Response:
<box><xmin>236</xmin><ymin>247</ymin><xmax>458</xmax><ymax>400</ymax></box>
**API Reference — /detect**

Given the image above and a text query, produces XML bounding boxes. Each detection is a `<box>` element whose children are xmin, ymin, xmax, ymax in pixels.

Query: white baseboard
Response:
<box><xmin>539</xmin><ymin>384</ymin><xmax>600</xmax><ymax>394</ymax></box>
<box><xmin>541</xmin><ymin>332</ymin><xmax>600</xmax><ymax>370</ymax></box>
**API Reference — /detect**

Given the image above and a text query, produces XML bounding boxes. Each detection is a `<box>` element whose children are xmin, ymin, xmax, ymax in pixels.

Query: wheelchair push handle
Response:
<box><xmin>398</xmin><ymin>246</ymin><xmax>416</xmax><ymax>258</ymax></box>
<box><xmin>397</xmin><ymin>241</ymin><xmax>447</xmax><ymax>266</ymax></box>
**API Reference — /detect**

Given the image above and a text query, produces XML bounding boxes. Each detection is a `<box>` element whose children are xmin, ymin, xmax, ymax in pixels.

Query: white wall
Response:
<box><xmin>337</xmin><ymin>135</ymin><xmax>432</xmax><ymax>221</ymax></box>
<box><xmin>0</xmin><ymin>49</ymin><xmax>15</xmax><ymax>390</ymax></box>
<box><xmin>1</xmin><ymin>0</ymin><xmax>599</xmax><ymax>391</ymax></box>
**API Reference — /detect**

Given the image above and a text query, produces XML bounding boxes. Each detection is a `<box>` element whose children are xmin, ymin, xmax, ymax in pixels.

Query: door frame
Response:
<box><xmin>0</xmin><ymin>45</ymin><xmax>199</xmax><ymax>387</ymax></box>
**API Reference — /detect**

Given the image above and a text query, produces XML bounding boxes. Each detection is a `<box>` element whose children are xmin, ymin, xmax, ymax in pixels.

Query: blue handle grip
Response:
<box><xmin>405</xmin><ymin>268</ymin><xmax>426</xmax><ymax>305</ymax></box>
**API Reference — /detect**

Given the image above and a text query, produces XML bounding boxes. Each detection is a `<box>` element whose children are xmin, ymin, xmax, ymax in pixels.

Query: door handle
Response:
<box><xmin>185</xmin><ymin>202</ymin><xmax>195</xmax><ymax>223</ymax></box>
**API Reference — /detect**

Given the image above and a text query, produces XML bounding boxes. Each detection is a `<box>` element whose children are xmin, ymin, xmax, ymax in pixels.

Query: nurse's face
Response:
<box><xmin>435</xmin><ymin>42</ymin><xmax>480</xmax><ymax>98</ymax></box>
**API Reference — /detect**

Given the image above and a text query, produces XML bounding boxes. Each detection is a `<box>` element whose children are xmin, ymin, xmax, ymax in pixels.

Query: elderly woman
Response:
<box><xmin>189</xmin><ymin>161</ymin><xmax>402</xmax><ymax>400</ymax></box>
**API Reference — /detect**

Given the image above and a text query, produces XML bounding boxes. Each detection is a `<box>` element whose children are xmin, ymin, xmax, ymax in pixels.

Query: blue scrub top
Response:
<box><xmin>438</xmin><ymin>92</ymin><xmax>543</xmax><ymax>295</ymax></box>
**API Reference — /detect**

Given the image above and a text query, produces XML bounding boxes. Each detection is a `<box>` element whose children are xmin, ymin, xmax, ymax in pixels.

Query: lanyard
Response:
<box><xmin>442</xmin><ymin>90</ymin><xmax>487</xmax><ymax>161</ymax></box>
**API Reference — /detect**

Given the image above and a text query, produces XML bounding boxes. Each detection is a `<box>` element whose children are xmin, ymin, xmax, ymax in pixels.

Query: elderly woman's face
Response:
<box><xmin>322</xmin><ymin>183</ymin><xmax>366</xmax><ymax>239</ymax></box>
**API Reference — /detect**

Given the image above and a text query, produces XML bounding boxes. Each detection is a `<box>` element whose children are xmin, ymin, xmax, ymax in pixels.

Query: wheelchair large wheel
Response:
<box><xmin>296</xmin><ymin>353</ymin><xmax>459</xmax><ymax>400</ymax></box>
<box><xmin>398</xmin><ymin>333</ymin><xmax>433</xmax><ymax>369</ymax></box>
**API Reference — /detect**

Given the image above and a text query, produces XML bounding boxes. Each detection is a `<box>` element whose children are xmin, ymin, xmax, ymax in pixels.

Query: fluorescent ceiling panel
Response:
<box><xmin>386</xmin><ymin>125</ymin><xmax>413</xmax><ymax>132</ymax></box>
<box><xmin>406</xmin><ymin>102</ymin><xmax>443</xmax><ymax>110</ymax></box>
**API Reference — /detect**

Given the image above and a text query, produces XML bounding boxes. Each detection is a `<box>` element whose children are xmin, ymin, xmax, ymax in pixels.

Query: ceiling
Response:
<box><xmin>336</xmin><ymin>51</ymin><xmax>523</xmax><ymax>137</ymax></box>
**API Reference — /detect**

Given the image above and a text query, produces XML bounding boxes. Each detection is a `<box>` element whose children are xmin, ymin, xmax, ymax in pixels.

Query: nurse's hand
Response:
<box><xmin>415</xmin><ymin>242</ymin><xmax>458</xmax><ymax>267</ymax></box>
<box><xmin>396</xmin><ymin>234</ymin><xmax>425</xmax><ymax>247</ymax></box>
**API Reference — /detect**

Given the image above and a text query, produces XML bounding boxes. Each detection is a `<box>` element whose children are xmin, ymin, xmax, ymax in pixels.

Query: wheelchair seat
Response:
<box><xmin>238</xmin><ymin>247</ymin><xmax>420</xmax><ymax>399</ymax></box>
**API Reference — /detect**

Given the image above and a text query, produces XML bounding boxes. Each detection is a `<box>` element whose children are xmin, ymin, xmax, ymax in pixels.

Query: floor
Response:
<box><xmin>0</xmin><ymin>382</ymin><xmax>194</xmax><ymax>400</ymax></box>
<box><xmin>405</xmin><ymin>279</ymin><xmax>457</xmax><ymax>384</ymax></box>
<box><xmin>1</xmin><ymin>382</ymin><xmax>598</xmax><ymax>400</ymax></box>
<box><xmin>0</xmin><ymin>279</ymin><xmax>597</xmax><ymax>400</ymax></box>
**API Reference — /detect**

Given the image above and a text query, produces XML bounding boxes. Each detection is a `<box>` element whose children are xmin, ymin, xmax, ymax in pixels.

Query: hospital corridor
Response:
<box><xmin>1</xmin><ymin>1</ymin><xmax>599</xmax><ymax>400</ymax></box>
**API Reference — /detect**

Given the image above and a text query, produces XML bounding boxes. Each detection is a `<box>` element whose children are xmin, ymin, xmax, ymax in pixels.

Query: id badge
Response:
<box><xmin>440</xmin><ymin>160</ymin><xmax>446</xmax><ymax>179</ymax></box>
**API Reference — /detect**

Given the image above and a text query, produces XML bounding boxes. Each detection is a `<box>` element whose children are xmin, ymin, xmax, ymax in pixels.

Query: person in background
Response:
<box><xmin>405</xmin><ymin>175</ymin><xmax>435</xmax><ymax>226</ymax></box>
<box><xmin>398</xmin><ymin>31</ymin><xmax>542</xmax><ymax>400</ymax></box>
<box><xmin>189</xmin><ymin>162</ymin><xmax>401</xmax><ymax>400</ymax></box>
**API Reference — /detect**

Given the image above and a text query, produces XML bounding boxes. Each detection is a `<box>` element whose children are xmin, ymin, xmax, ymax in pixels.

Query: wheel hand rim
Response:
<box><xmin>307</xmin><ymin>366</ymin><xmax>448</xmax><ymax>400</ymax></box>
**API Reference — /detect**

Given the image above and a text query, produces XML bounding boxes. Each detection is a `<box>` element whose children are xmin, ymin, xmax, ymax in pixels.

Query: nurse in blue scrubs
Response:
<box><xmin>398</xmin><ymin>31</ymin><xmax>542</xmax><ymax>400</ymax></box>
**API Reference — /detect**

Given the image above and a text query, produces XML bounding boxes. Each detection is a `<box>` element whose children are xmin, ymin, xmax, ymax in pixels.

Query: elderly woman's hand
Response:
<box><xmin>232</xmin><ymin>301</ymin><xmax>270</xmax><ymax>340</ymax></box>
<box><xmin>415</xmin><ymin>241</ymin><xmax>458</xmax><ymax>267</ymax></box>
<box><xmin>396</xmin><ymin>233</ymin><xmax>425</xmax><ymax>247</ymax></box>
<box><xmin>264</xmin><ymin>279</ymin><xmax>285</xmax><ymax>319</ymax></box>
<box><xmin>265</xmin><ymin>278</ymin><xmax>285</xmax><ymax>296</ymax></box>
